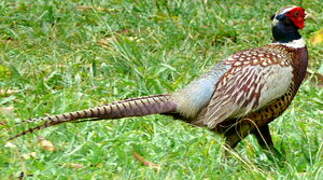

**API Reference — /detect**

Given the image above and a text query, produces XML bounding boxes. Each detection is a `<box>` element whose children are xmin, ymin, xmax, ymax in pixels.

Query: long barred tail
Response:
<box><xmin>9</xmin><ymin>94</ymin><xmax>177</xmax><ymax>140</ymax></box>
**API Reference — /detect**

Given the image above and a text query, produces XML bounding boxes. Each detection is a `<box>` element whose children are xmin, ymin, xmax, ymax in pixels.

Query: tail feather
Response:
<box><xmin>9</xmin><ymin>94</ymin><xmax>177</xmax><ymax>140</ymax></box>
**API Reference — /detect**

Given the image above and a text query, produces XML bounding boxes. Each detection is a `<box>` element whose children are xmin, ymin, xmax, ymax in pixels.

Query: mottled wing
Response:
<box><xmin>198</xmin><ymin>46</ymin><xmax>294</xmax><ymax>128</ymax></box>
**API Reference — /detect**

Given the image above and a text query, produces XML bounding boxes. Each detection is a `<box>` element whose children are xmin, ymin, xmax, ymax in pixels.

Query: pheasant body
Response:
<box><xmin>185</xmin><ymin>42</ymin><xmax>308</xmax><ymax>147</ymax></box>
<box><xmin>10</xmin><ymin>6</ymin><xmax>309</xmax><ymax>152</ymax></box>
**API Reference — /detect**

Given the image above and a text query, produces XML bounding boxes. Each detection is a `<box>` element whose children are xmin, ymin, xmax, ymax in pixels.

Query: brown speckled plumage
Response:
<box><xmin>189</xmin><ymin>43</ymin><xmax>308</xmax><ymax>148</ymax></box>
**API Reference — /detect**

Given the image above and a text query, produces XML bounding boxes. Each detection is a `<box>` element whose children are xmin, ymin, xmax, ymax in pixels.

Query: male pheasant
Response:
<box><xmin>10</xmin><ymin>6</ymin><xmax>308</xmax><ymax>151</ymax></box>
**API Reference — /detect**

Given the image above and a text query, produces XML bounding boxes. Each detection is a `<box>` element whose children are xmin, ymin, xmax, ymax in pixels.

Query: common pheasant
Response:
<box><xmin>10</xmin><ymin>6</ymin><xmax>308</xmax><ymax>151</ymax></box>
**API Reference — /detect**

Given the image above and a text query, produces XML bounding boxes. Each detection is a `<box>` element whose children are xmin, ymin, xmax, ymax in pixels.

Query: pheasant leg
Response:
<box><xmin>252</xmin><ymin>124</ymin><xmax>274</xmax><ymax>150</ymax></box>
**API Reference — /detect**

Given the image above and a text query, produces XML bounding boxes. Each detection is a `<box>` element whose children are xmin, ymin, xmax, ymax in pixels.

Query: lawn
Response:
<box><xmin>0</xmin><ymin>0</ymin><xmax>322</xmax><ymax>179</ymax></box>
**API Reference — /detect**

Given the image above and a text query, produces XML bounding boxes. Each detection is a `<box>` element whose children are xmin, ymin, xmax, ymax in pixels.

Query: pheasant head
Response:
<box><xmin>271</xmin><ymin>6</ymin><xmax>307</xmax><ymax>44</ymax></box>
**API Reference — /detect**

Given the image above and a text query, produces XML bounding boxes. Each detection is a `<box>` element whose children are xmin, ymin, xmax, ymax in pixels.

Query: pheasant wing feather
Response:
<box><xmin>198</xmin><ymin>47</ymin><xmax>294</xmax><ymax>128</ymax></box>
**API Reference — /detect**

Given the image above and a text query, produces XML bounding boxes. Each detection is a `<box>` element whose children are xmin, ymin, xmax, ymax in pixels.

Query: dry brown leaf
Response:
<box><xmin>97</xmin><ymin>29</ymin><xmax>133</xmax><ymax>48</ymax></box>
<box><xmin>0</xmin><ymin>89</ymin><xmax>19</xmax><ymax>96</ymax></box>
<box><xmin>116</xmin><ymin>29</ymin><xmax>130</xmax><ymax>35</ymax></box>
<box><xmin>65</xmin><ymin>163</ymin><xmax>84</xmax><ymax>169</ymax></box>
<box><xmin>133</xmin><ymin>152</ymin><xmax>160</xmax><ymax>170</ymax></box>
<box><xmin>310</xmin><ymin>29</ymin><xmax>323</xmax><ymax>45</ymax></box>
<box><xmin>0</xmin><ymin>37</ymin><xmax>16</xmax><ymax>44</ymax></box>
<box><xmin>38</xmin><ymin>137</ymin><xmax>56</xmax><ymax>152</ymax></box>
<box><xmin>76</xmin><ymin>5</ymin><xmax>118</xmax><ymax>13</ymax></box>
<box><xmin>21</xmin><ymin>152</ymin><xmax>37</xmax><ymax>160</ymax></box>
<box><xmin>97</xmin><ymin>37</ymin><xmax>115</xmax><ymax>47</ymax></box>
<box><xmin>0</xmin><ymin>106</ymin><xmax>14</xmax><ymax>114</ymax></box>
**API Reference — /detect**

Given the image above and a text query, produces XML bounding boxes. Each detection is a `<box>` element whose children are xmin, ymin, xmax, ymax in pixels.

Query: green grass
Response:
<box><xmin>0</xmin><ymin>0</ymin><xmax>322</xmax><ymax>179</ymax></box>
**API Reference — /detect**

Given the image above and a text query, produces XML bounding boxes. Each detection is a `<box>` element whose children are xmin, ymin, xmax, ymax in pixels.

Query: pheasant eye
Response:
<box><xmin>294</xmin><ymin>12</ymin><xmax>299</xmax><ymax>16</ymax></box>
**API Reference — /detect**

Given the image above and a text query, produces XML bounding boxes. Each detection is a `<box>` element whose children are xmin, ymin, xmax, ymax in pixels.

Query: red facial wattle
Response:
<box><xmin>285</xmin><ymin>7</ymin><xmax>306</xmax><ymax>29</ymax></box>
